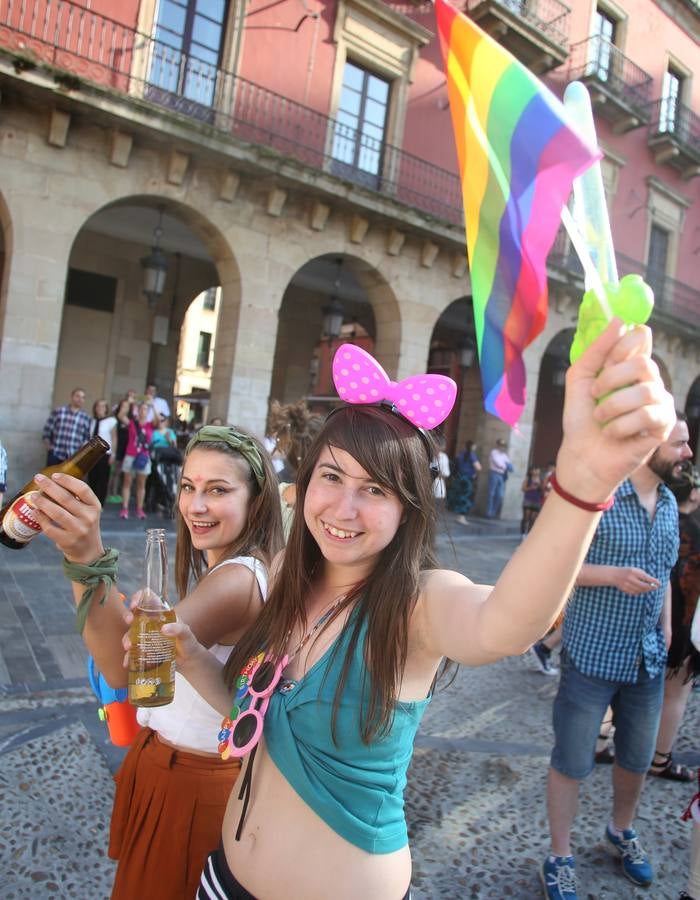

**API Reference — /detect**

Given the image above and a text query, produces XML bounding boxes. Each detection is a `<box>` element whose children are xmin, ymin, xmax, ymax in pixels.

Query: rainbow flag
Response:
<box><xmin>435</xmin><ymin>0</ymin><xmax>599</xmax><ymax>426</ymax></box>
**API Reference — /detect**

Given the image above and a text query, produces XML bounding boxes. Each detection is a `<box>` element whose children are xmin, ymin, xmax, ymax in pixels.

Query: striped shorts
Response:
<box><xmin>197</xmin><ymin>844</ymin><xmax>412</xmax><ymax>899</ymax></box>
<box><xmin>197</xmin><ymin>845</ymin><xmax>255</xmax><ymax>900</ymax></box>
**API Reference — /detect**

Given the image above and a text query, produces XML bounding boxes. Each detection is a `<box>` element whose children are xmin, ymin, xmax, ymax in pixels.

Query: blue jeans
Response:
<box><xmin>550</xmin><ymin>649</ymin><xmax>664</xmax><ymax>779</ymax></box>
<box><xmin>486</xmin><ymin>471</ymin><xmax>505</xmax><ymax>518</ymax></box>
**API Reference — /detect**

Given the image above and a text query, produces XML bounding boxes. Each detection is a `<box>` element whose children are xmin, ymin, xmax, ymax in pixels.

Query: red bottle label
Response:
<box><xmin>2</xmin><ymin>492</ymin><xmax>41</xmax><ymax>543</ymax></box>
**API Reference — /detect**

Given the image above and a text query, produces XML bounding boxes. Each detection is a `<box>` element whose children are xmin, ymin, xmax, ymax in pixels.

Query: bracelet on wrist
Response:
<box><xmin>549</xmin><ymin>474</ymin><xmax>614</xmax><ymax>513</ymax></box>
<box><xmin>62</xmin><ymin>548</ymin><xmax>120</xmax><ymax>635</ymax></box>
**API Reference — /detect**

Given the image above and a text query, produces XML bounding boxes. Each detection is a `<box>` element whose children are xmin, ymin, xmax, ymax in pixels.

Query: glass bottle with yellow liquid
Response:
<box><xmin>128</xmin><ymin>528</ymin><xmax>176</xmax><ymax>707</ymax></box>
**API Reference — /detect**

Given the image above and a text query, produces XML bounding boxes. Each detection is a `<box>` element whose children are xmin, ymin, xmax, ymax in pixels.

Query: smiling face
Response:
<box><xmin>303</xmin><ymin>444</ymin><xmax>405</xmax><ymax>582</ymax></box>
<box><xmin>178</xmin><ymin>448</ymin><xmax>252</xmax><ymax>565</ymax></box>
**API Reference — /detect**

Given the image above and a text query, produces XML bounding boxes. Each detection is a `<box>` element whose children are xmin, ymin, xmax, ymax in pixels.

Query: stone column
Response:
<box><xmin>209</xmin><ymin>232</ymin><xmax>293</xmax><ymax>438</ymax></box>
<box><xmin>0</xmin><ymin>194</ymin><xmax>85</xmax><ymax>483</ymax></box>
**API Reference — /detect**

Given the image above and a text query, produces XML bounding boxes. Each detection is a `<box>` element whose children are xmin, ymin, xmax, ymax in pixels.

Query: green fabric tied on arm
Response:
<box><xmin>62</xmin><ymin>548</ymin><xmax>120</xmax><ymax>635</ymax></box>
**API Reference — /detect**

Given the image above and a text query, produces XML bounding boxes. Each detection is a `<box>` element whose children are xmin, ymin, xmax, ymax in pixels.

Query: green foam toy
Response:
<box><xmin>569</xmin><ymin>273</ymin><xmax>654</xmax><ymax>364</ymax></box>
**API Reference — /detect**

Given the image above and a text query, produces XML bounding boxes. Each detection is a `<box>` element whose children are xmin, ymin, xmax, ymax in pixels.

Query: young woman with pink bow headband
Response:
<box><xmin>164</xmin><ymin>320</ymin><xmax>674</xmax><ymax>900</ymax></box>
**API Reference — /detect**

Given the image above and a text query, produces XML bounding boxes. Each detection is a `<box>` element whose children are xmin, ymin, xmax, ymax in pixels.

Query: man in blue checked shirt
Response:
<box><xmin>541</xmin><ymin>416</ymin><xmax>692</xmax><ymax>900</ymax></box>
<box><xmin>42</xmin><ymin>387</ymin><xmax>92</xmax><ymax>465</ymax></box>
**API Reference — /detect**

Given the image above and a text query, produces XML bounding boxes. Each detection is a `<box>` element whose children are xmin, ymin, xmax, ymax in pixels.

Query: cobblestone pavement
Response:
<box><xmin>0</xmin><ymin>504</ymin><xmax>697</xmax><ymax>898</ymax></box>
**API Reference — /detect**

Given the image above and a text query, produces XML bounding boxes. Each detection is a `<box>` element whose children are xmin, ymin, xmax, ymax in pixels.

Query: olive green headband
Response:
<box><xmin>186</xmin><ymin>426</ymin><xmax>266</xmax><ymax>488</ymax></box>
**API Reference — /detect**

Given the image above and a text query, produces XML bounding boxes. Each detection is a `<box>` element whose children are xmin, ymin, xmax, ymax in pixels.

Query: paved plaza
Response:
<box><xmin>0</xmin><ymin>504</ymin><xmax>697</xmax><ymax>898</ymax></box>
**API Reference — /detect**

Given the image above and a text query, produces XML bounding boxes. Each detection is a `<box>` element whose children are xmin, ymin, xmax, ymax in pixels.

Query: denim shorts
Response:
<box><xmin>550</xmin><ymin>648</ymin><xmax>664</xmax><ymax>779</ymax></box>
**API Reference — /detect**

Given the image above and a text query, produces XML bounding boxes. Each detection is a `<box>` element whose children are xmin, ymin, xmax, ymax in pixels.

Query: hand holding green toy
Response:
<box><xmin>569</xmin><ymin>273</ymin><xmax>654</xmax><ymax>364</ymax></box>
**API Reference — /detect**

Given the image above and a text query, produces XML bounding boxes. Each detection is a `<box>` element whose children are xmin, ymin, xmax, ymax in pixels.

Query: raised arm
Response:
<box><xmin>418</xmin><ymin>320</ymin><xmax>674</xmax><ymax>667</ymax></box>
<box><xmin>32</xmin><ymin>474</ymin><xmax>129</xmax><ymax>685</ymax></box>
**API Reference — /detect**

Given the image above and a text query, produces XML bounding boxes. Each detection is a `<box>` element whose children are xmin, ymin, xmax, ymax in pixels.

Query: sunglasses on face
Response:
<box><xmin>218</xmin><ymin>652</ymin><xmax>289</xmax><ymax>759</ymax></box>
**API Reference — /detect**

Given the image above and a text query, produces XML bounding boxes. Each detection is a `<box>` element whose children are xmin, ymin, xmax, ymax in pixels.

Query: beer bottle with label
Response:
<box><xmin>0</xmin><ymin>436</ymin><xmax>110</xmax><ymax>550</ymax></box>
<box><xmin>128</xmin><ymin>528</ymin><xmax>176</xmax><ymax>708</ymax></box>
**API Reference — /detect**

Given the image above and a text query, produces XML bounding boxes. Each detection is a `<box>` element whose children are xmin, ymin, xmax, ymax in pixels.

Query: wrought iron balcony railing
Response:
<box><xmin>568</xmin><ymin>36</ymin><xmax>652</xmax><ymax>122</ymax></box>
<box><xmin>550</xmin><ymin>229</ymin><xmax>699</xmax><ymax>331</ymax></box>
<box><xmin>0</xmin><ymin>0</ymin><xmax>697</xmax><ymax>332</ymax></box>
<box><xmin>0</xmin><ymin>0</ymin><xmax>464</xmax><ymax>226</ymax></box>
<box><xmin>465</xmin><ymin>0</ymin><xmax>571</xmax><ymax>48</ymax></box>
<box><xmin>647</xmin><ymin>97</ymin><xmax>700</xmax><ymax>158</ymax></box>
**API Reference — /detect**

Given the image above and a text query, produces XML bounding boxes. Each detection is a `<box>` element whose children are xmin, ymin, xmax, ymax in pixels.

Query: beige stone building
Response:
<box><xmin>0</xmin><ymin>0</ymin><xmax>698</xmax><ymax>519</ymax></box>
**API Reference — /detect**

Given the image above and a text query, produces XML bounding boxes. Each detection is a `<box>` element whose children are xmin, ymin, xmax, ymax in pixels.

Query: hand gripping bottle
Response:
<box><xmin>128</xmin><ymin>528</ymin><xmax>177</xmax><ymax>708</ymax></box>
<box><xmin>0</xmin><ymin>437</ymin><xmax>109</xmax><ymax>550</ymax></box>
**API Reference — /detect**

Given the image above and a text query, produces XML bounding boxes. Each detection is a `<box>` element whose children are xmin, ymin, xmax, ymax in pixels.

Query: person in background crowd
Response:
<box><xmin>209</xmin><ymin>417</ymin><xmax>225</xmax><ymax>427</ymax></box>
<box><xmin>145</xmin><ymin>383</ymin><xmax>170</xmax><ymax>422</ymax></box>
<box><xmin>42</xmin><ymin>387</ymin><xmax>92</xmax><ymax>465</ymax></box>
<box><xmin>542</xmin><ymin>416</ymin><xmax>690</xmax><ymax>900</ymax></box>
<box><xmin>447</xmin><ymin>439</ymin><xmax>481</xmax><ymax>525</ymax></box>
<box><xmin>486</xmin><ymin>437</ymin><xmax>513</xmax><ymax>519</ymax></box>
<box><xmin>521</xmin><ymin>465</ymin><xmax>543</xmax><ymax>535</ymax></box>
<box><xmin>531</xmin><ymin>624</ymin><xmax>562</xmax><ymax>677</ymax></box>
<box><xmin>542</xmin><ymin>461</ymin><xmax>556</xmax><ymax>501</ymax></box>
<box><xmin>266</xmin><ymin>399</ymin><xmax>323</xmax><ymax>539</ymax></box>
<box><xmin>124</xmin><ymin>389</ymin><xmax>139</xmax><ymax>419</ymax></box>
<box><xmin>87</xmin><ymin>399</ymin><xmax>117</xmax><ymax>506</ymax></box>
<box><xmin>0</xmin><ymin>437</ymin><xmax>7</xmax><ymax>505</ymax></box>
<box><xmin>151</xmin><ymin>415</ymin><xmax>178</xmax><ymax>451</ymax></box>
<box><xmin>433</xmin><ymin>434</ymin><xmax>451</xmax><ymax>509</ymax></box>
<box><xmin>649</xmin><ymin>461</ymin><xmax>700</xmax><ymax>783</ymax></box>
<box><xmin>120</xmin><ymin>401</ymin><xmax>159</xmax><ymax>520</ymax></box>
<box><xmin>32</xmin><ymin>425</ymin><xmax>284</xmax><ymax>900</ymax></box>
<box><xmin>107</xmin><ymin>398</ymin><xmax>133</xmax><ymax>503</ymax></box>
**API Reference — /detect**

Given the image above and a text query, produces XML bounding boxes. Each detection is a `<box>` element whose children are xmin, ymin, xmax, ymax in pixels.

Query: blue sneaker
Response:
<box><xmin>541</xmin><ymin>855</ymin><xmax>578</xmax><ymax>899</ymax></box>
<box><xmin>605</xmin><ymin>825</ymin><xmax>653</xmax><ymax>886</ymax></box>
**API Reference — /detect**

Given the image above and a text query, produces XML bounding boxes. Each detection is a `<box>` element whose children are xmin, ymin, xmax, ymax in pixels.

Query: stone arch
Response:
<box><xmin>269</xmin><ymin>252</ymin><xmax>390</xmax><ymax>410</ymax></box>
<box><xmin>56</xmin><ymin>195</ymin><xmax>240</xmax><ymax>419</ymax></box>
<box><xmin>427</xmin><ymin>295</ymin><xmax>480</xmax><ymax>456</ymax></box>
<box><xmin>529</xmin><ymin>328</ymin><xmax>574</xmax><ymax>468</ymax></box>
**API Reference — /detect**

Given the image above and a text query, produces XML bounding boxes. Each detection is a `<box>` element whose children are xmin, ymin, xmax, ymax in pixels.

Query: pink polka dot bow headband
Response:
<box><xmin>332</xmin><ymin>344</ymin><xmax>457</xmax><ymax>429</ymax></box>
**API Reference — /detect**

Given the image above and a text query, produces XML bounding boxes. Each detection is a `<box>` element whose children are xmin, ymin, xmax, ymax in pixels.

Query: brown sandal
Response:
<box><xmin>649</xmin><ymin>751</ymin><xmax>693</xmax><ymax>782</ymax></box>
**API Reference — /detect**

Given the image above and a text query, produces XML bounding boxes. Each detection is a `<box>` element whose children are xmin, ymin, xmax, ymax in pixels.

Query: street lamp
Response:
<box><xmin>457</xmin><ymin>338</ymin><xmax>476</xmax><ymax>368</ymax></box>
<box><xmin>140</xmin><ymin>206</ymin><xmax>169</xmax><ymax>309</ymax></box>
<box><xmin>552</xmin><ymin>359</ymin><xmax>568</xmax><ymax>387</ymax></box>
<box><xmin>321</xmin><ymin>257</ymin><xmax>345</xmax><ymax>339</ymax></box>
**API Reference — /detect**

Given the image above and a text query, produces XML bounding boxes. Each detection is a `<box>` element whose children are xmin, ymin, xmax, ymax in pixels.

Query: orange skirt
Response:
<box><xmin>109</xmin><ymin>727</ymin><xmax>241</xmax><ymax>900</ymax></box>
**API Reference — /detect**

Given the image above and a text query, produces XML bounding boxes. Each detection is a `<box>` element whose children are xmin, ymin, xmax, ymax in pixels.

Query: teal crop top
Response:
<box><xmin>263</xmin><ymin>616</ymin><xmax>430</xmax><ymax>854</ymax></box>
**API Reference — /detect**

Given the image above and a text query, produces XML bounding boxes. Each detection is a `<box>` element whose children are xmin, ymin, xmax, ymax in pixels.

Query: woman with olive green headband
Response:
<box><xmin>32</xmin><ymin>425</ymin><xmax>284</xmax><ymax>900</ymax></box>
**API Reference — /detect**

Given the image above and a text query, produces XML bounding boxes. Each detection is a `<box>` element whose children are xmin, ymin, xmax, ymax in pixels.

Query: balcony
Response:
<box><xmin>568</xmin><ymin>37</ymin><xmax>652</xmax><ymax>134</ymax></box>
<box><xmin>549</xmin><ymin>229</ymin><xmax>699</xmax><ymax>334</ymax></box>
<box><xmin>0</xmin><ymin>0</ymin><xmax>464</xmax><ymax>228</ymax></box>
<box><xmin>465</xmin><ymin>0</ymin><xmax>571</xmax><ymax>74</ymax></box>
<box><xmin>647</xmin><ymin>98</ymin><xmax>700</xmax><ymax>180</ymax></box>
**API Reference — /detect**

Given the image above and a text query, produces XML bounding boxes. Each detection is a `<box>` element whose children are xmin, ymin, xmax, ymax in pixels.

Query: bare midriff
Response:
<box><xmin>221</xmin><ymin>741</ymin><xmax>412</xmax><ymax>900</ymax></box>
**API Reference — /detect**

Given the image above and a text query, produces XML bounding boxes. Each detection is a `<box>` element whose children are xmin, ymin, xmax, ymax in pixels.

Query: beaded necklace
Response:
<box><xmin>217</xmin><ymin>596</ymin><xmax>345</xmax><ymax>759</ymax></box>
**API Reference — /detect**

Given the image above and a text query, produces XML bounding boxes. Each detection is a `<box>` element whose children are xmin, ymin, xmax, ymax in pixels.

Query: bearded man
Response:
<box><xmin>541</xmin><ymin>415</ymin><xmax>692</xmax><ymax>900</ymax></box>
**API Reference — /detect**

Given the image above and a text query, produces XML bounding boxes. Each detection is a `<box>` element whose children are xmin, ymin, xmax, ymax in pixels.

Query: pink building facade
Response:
<box><xmin>0</xmin><ymin>0</ymin><xmax>698</xmax><ymax>512</ymax></box>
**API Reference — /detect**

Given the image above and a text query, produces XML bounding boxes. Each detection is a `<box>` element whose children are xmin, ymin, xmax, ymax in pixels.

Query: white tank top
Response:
<box><xmin>136</xmin><ymin>555</ymin><xmax>268</xmax><ymax>752</ymax></box>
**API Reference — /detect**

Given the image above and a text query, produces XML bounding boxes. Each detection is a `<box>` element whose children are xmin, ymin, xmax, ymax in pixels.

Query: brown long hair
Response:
<box><xmin>174</xmin><ymin>432</ymin><xmax>283</xmax><ymax>600</ymax></box>
<box><xmin>223</xmin><ymin>405</ymin><xmax>440</xmax><ymax>743</ymax></box>
<box><xmin>267</xmin><ymin>398</ymin><xmax>324</xmax><ymax>476</ymax></box>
